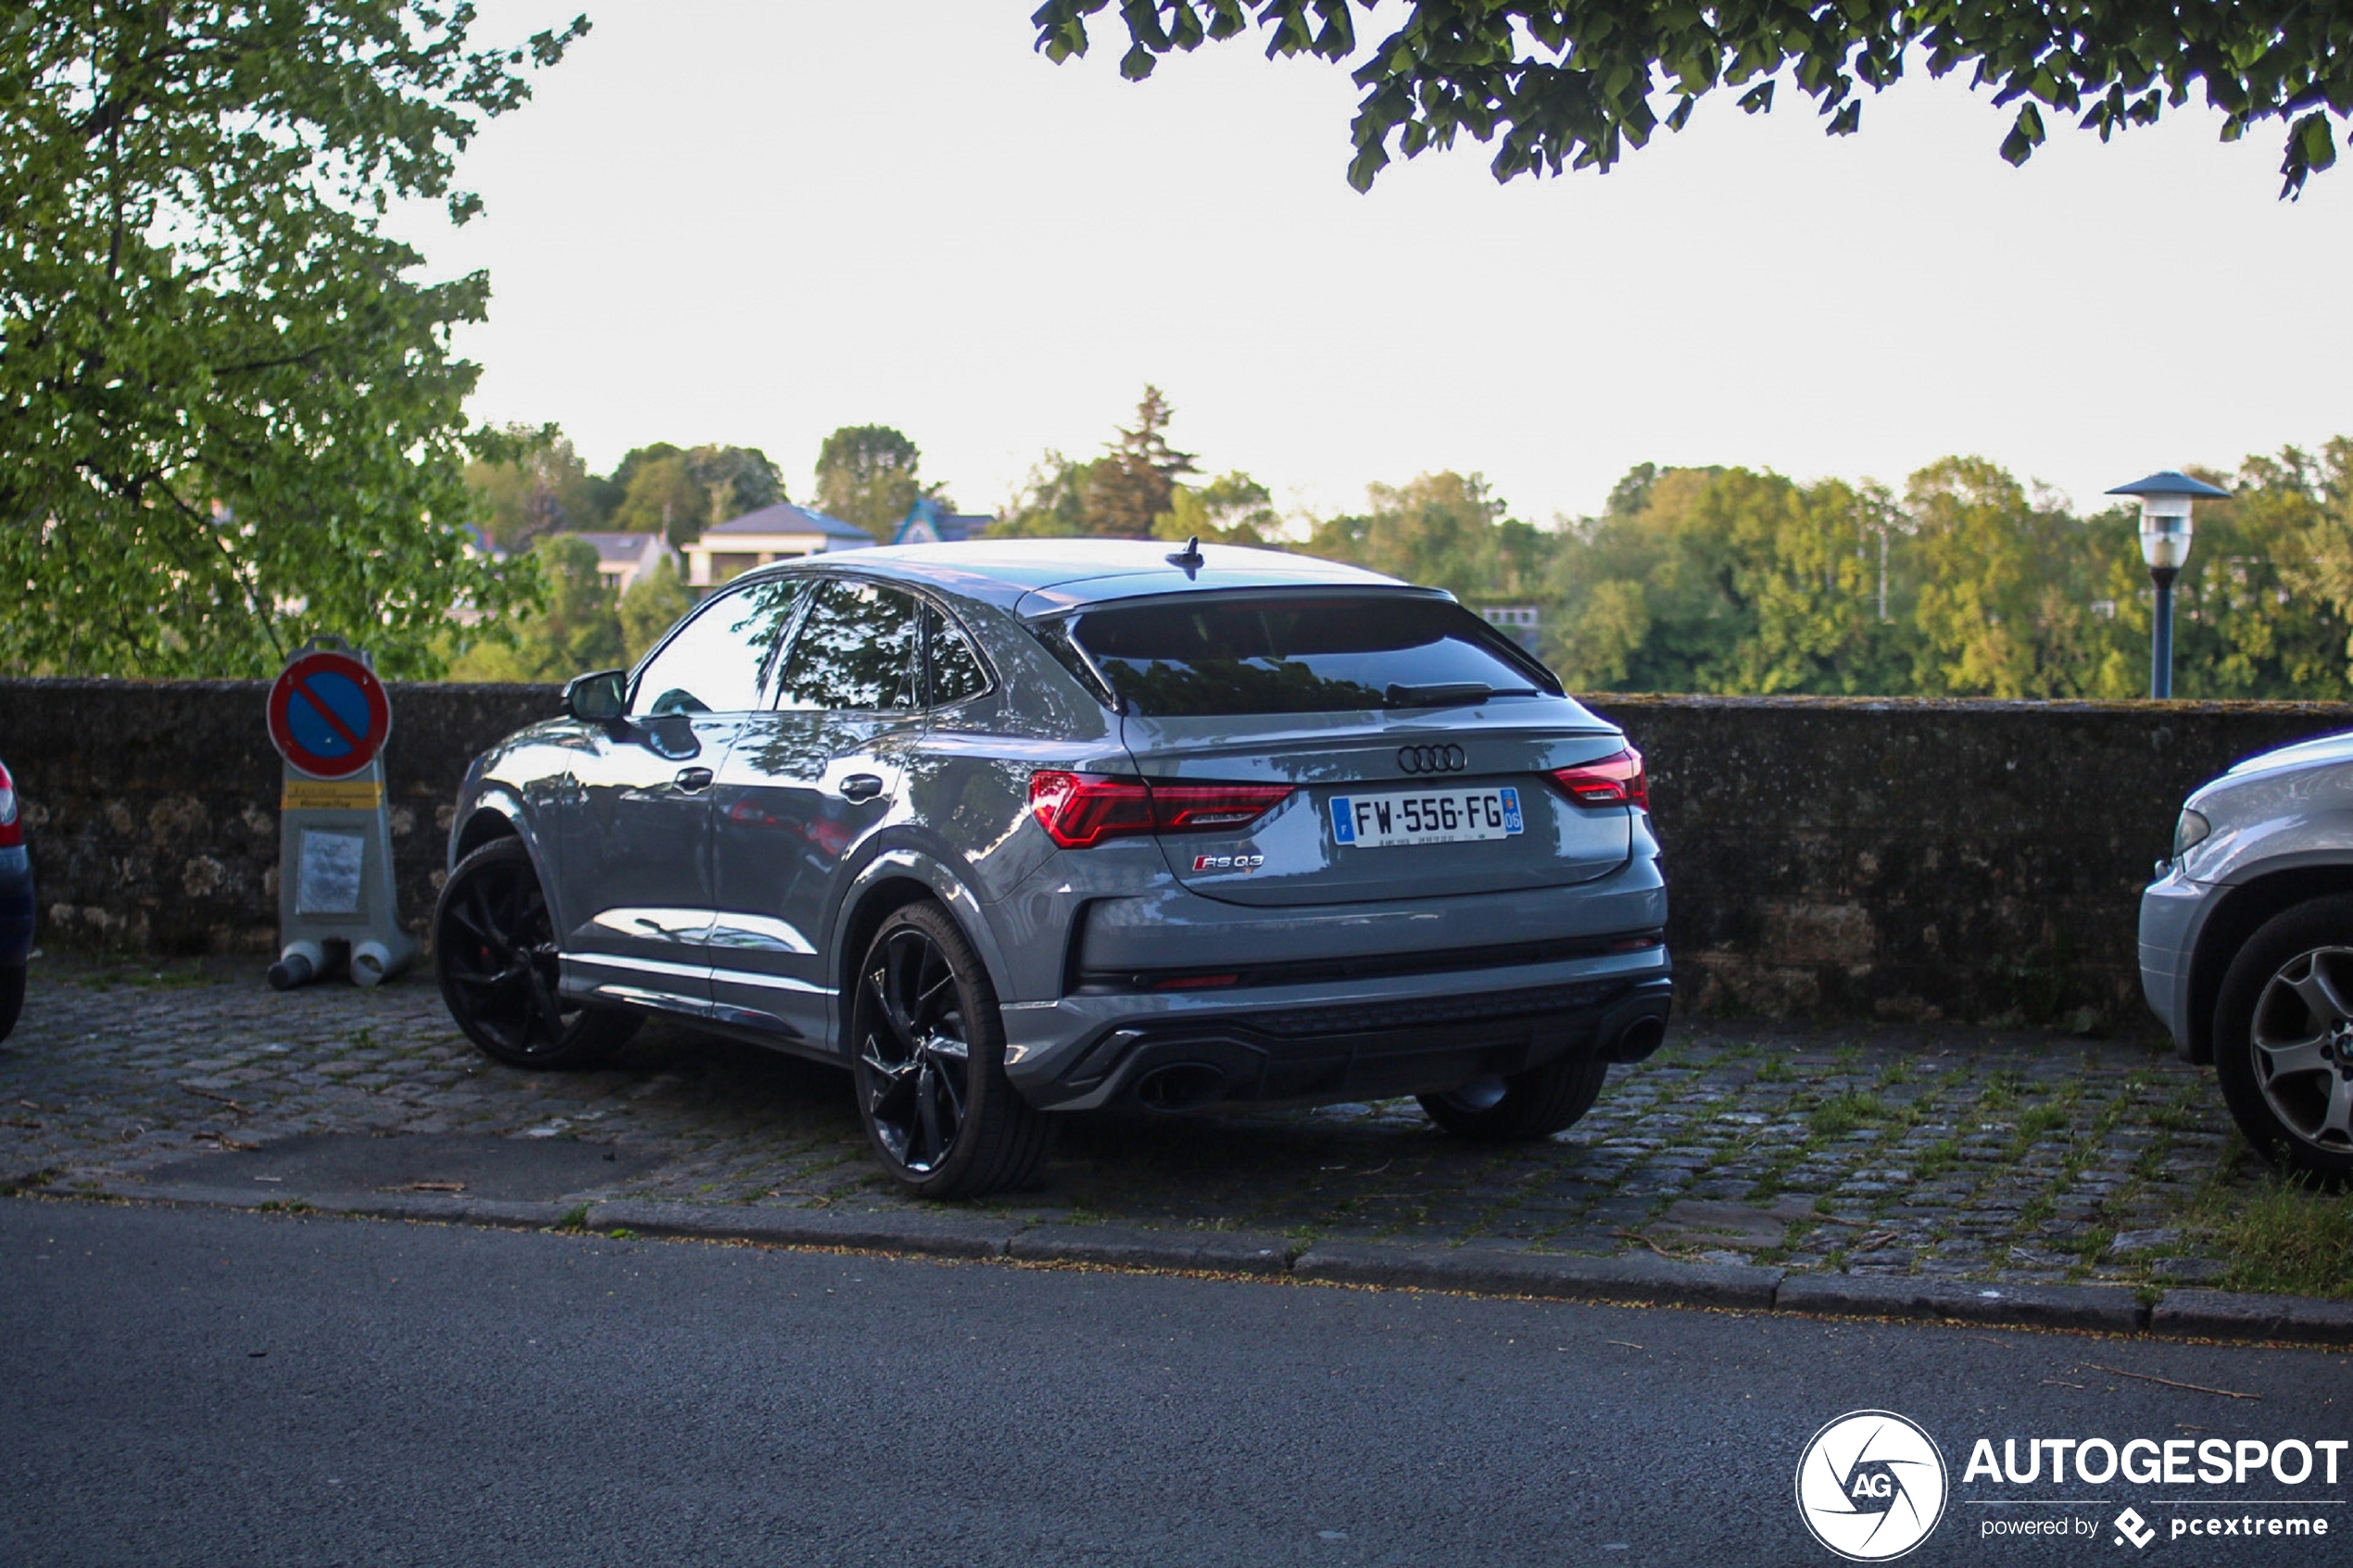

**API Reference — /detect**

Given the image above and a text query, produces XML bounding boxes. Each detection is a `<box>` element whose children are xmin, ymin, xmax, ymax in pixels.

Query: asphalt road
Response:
<box><xmin>1</xmin><ymin>1201</ymin><xmax>2344</xmax><ymax>1568</ymax></box>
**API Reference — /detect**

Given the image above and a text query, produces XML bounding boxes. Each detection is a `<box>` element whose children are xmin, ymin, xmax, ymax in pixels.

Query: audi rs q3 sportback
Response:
<box><xmin>435</xmin><ymin>541</ymin><xmax>1673</xmax><ymax>1198</ymax></box>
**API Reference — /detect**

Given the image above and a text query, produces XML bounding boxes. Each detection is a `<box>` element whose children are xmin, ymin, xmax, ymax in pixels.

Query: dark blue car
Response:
<box><xmin>0</xmin><ymin>757</ymin><xmax>30</xmax><ymax>1041</ymax></box>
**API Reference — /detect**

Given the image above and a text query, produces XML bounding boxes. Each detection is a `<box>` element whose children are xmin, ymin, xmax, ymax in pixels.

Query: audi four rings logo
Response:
<box><xmin>1397</xmin><ymin>744</ymin><xmax>1466</xmax><ymax>774</ymax></box>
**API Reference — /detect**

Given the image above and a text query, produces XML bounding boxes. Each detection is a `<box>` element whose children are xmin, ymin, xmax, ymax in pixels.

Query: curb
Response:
<box><xmin>2150</xmin><ymin>1288</ymin><xmax>2353</xmax><ymax>1347</ymax></box>
<box><xmin>29</xmin><ymin>1183</ymin><xmax>2353</xmax><ymax>1347</ymax></box>
<box><xmin>1293</xmin><ymin>1241</ymin><xmax>1782</xmax><ymax>1310</ymax></box>
<box><xmin>1772</xmin><ymin>1273</ymin><xmax>2149</xmax><ymax>1334</ymax></box>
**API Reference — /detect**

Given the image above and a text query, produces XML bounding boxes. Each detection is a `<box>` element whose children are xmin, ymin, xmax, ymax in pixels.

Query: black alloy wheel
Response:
<box><xmin>849</xmin><ymin>901</ymin><xmax>1051</xmax><ymax>1198</ymax></box>
<box><xmin>434</xmin><ymin>837</ymin><xmax>637</xmax><ymax>1070</ymax></box>
<box><xmin>2214</xmin><ymin>894</ymin><xmax>2353</xmax><ymax>1186</ymax></box>
<box><xmin>1418</xmin><ymin>1050</ymin><xmax>1608</xmax><ymax>1141</ymax></box>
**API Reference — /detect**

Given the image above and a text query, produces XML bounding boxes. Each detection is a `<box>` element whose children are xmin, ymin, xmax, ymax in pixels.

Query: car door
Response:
<box><xmin>556</xmin><ymin>576</ymin><xmax>803</xmax><ymax>1010</ymax></box>
<box><xmin>707</xmin><ymin>577</ymin><xmax>924</xmax><ymax>1043</ymax></box>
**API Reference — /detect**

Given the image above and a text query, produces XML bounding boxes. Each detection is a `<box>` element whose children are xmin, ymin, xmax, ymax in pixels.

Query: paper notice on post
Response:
<box><xmin>296</xmin><ymin>829</ymin><xmax>366</xmax><ymax>916</ymax></box>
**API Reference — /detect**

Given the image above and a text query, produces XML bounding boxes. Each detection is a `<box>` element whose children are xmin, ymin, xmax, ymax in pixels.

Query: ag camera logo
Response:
<box><xmin>1796</xmin><ymin>1411</ymin><xmax>1949</xmax><ymax>1561</ymax></box>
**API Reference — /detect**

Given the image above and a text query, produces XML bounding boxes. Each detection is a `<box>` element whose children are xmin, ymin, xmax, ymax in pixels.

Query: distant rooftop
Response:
<box><xmin>705</xmin><ymin>503</ymin><xmax>873</xmax><ymax>542</ymax></box>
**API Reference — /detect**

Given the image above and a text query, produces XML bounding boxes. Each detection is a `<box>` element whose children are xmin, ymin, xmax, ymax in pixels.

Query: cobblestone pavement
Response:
<box><xmin>0</xmin><ymin>957</ymin><xmax>2268</xmax><ymax>1288</ymax></box>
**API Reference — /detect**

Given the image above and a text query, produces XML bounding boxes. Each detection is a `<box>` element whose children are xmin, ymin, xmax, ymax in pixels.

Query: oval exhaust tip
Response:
<box><xmin>1135</xmin><ymin>1062</ymin><xmax>1227</xmax><ymax>1111</ymax></box>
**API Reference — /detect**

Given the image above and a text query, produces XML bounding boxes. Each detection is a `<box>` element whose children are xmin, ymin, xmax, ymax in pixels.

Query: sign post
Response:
<box><xmin>264</xmin><ymin>636</ymin><xmax>416</xmax><ymax>989</ymax></box>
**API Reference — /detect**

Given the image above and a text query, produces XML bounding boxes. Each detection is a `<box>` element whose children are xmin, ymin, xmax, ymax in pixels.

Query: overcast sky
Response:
<box><xmin>409</xmin><ymin>2</ymin><xmax>2353</xmax><ymax>527</ymax></box>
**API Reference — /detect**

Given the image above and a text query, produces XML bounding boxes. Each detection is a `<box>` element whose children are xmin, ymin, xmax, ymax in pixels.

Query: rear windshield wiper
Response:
<box><xmin>1383</xmin><ymin>682</ymin><xmax>1539</xmax><ymax>708</ymax></box>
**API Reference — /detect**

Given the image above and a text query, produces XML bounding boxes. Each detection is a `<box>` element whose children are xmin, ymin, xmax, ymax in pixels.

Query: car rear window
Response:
<box><xmin>1062</xmin><ymin>594</ymin><xmax>1557</xmax><ymax>717</ymax></box>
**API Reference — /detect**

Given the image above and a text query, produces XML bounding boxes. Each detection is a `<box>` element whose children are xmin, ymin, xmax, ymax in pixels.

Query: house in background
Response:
<box><xmin>1475</xmin><ymin>604</ymin><xmax>1542</xmax><ymax>654</ymax></box>
<box><xmin>572</xmin><ymin>531</ymin><xmax>675</xmax><ymax>596</ymax></box>
<box><xmin>683</xmin><ymin>503</ymin><xmax>874</xmax><ymax>590</ymax></box>
<box><xmin>890</xmin><ymin>497</ymin><xmax>994</xmax><ymax>546</ymax></box>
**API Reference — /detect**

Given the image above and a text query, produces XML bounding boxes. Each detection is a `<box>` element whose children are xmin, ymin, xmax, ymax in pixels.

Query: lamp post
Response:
<box><xmin>2106</xmin><ymin>470</ymin><xmax>2231</xmax><ymax>699</ymax></box>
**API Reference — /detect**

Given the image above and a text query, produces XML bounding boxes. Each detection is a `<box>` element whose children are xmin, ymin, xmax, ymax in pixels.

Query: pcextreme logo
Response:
<box><xmin>1796</xmin><ymin>1410</ymin><xmax>1951</xmax><ymax>1562</ymax></box>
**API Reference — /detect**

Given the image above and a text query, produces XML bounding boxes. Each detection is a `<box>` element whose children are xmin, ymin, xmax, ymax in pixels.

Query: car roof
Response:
<box><xmin>740</xmin><ymin>539</ymin><xmax>1409</xmax><ymax>614</ymax></box>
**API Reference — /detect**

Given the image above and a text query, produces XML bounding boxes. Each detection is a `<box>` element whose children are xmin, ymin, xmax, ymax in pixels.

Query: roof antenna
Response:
<box><xmin>1165</xmin><ymin>534</ymin><xmax>1204</xmax><ymax>578</ymax></box>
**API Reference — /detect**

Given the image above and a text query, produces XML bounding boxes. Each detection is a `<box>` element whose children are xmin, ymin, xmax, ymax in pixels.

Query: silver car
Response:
<box><xmin>435</xmin><ymin>541</ymin><xmax>1672</xmax><ymax>1197</ymax></box>
<box><xmin>2142</xmin><ymin>729</ymin><xmax>2353</xmax><ymax>1185</ymax></box>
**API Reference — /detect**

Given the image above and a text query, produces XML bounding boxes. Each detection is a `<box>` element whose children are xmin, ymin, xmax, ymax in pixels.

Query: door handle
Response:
<box><xmin>839</xmin><ymin>773</ymin><xmax>885</xmax><ymax>802</ymax></box>
<box><xmin>673</xmin><ymin>767</ymin><xmax>714</xmax><ymax>794</ymax></box>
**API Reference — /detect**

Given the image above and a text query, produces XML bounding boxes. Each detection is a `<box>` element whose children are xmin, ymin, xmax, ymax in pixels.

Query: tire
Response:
<box><xmin>433</xmin><ymin>837</ymin><xmax>639</xmax><ymax>1070</ymax></box>
<box><xmin>2213</xmin><ymin>894</ymin><xmax>2353</xmax><ymax>1187</ymax></box>
<box><xmin>0</xmin><ymin>963</ymin><xmax>21</xmax><ymax>1045</ymax></box>
<box><xmin>1418</xmin><ymin>1052</ymin><xmax>1608</xmax><ymax>1141</ymax></box>
<box><xmin>849</xmin><ymin>901</ymin><xmax>1051</xmax><ymax>1199</ymax></box>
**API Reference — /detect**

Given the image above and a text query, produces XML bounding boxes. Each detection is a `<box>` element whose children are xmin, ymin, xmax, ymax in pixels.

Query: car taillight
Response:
<box><xmin>1027</xmin><ymin>771</ymin><xmax>1292</xmax><ymax>849</ymax></box>
<box><xmin>0</xmin><ymin>761</ymin><xmax>18</xmax><ymax>848</ymax></box>
<box><xmin>1550</xmin><ymin>746</ymin><xmax>1647</xmax><ymax>810</ymax></box>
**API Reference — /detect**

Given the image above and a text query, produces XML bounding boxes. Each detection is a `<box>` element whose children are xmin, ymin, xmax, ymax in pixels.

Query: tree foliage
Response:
<box><xmin>464</xmin><ymin>424</ymin><xmax>612</xmax><ymax>549</ymax></box>
<box><xmin>608</xmin><ymin>443</ymin><xmax>785</xmax><ymax>547</ymax></box>
<box><xmin>997</xmin><ymin>386</ymin><xmax>1211</xmax><ymax>540</ymax></box>
<box><xmin>814</xmin><ymin>424</ymin><xmax>944</xmax><ymax>543</ymax></box>
<box><xmin>1033</xmin><ymin>0</ymin><xmax>2348</xmax><ymax>195</ymax></box>
<box><xmin>0</xmin><ymin>1</ymin><xmax>585</xmax><ymax>678</ymax></box>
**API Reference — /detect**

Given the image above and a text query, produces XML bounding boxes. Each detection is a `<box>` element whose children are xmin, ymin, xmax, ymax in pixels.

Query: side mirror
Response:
<box><xmin>563</xmin><ymin>669</ymin><xmax>627</xmax><ymax>721</ymax></box>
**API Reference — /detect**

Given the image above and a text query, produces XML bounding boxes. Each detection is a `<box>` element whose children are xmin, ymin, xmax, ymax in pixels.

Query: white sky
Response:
<box><xmin>409</xmin><ymin>1</ymin><xmax>2353</xmax><ymax>527</ymax></box>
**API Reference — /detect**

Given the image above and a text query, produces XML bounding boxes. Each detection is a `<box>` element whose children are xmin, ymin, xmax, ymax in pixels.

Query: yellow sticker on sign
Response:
<box><xmin>281</xmin><ymin>779</ymin><xmax>384</xmax><ymax>811</ymax></box>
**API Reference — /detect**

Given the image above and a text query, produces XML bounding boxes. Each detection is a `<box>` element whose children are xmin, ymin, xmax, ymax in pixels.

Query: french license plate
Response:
<box><xmin>1328</xmin><ymin>787</ymin><xmax>1524</xmax><ymax>848</ymax></box>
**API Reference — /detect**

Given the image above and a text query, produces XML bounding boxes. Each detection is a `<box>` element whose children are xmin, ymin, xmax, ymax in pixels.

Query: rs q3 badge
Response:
<box><xmin>1194</xmin><ymin>853</ymin><xmax>1266</xmax><ymax>872</ymax></box>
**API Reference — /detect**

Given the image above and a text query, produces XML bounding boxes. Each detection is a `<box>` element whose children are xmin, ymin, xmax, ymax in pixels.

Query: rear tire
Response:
<box><xmin>434</xmin><ymin>837</ymin><xmax>638</xmax><ymax>1070</ymax></box>
<box><xmin>0</xmin><ymin>963</ymin><xmax>22</xmax><ymax>1044</ymax></box>
<box><xmin>849</xmin><ymin>901</ymin><xmax>1052</xmax><ymax>1198</ymax></box>
<box><xmin>1419</xmin><ymin>1052</ymin><xmax>1607</xmax><ymax>1141</ymax></box>
<box><xmin>2213</xmin><ymin>894</ymin><xmax>2353</xmax><ymax>1188</ymax></box>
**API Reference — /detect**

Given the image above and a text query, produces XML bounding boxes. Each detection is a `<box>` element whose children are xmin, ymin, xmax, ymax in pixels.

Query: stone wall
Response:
<box><xmin>0</xmin><ymin>680</ymin><xmax>560</xmax><ymax>956</ymax></box>
<box><xmin>4</xmin><ymin>680</ymin><xmax>2349</xmax><ymax>1024</ymax></box>
<box><xmin>1590</xmin><ymin>695</ymin><xmax>2353</xmax><ymax>1024</ymax></box>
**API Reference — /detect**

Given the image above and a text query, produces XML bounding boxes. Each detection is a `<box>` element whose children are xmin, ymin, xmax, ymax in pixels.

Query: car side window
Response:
<box><xmin>629</xmin><ymin>579</ymin><xmax>802</xmax><ymax>717</ymax></box>
<box><xmin>925</xmin><ymin>605</ymin><xmax>989</xmax><ymax>707</ymax></box>
<box><xmin>774</xmin><ymin>580</ymin><xmax>920</xmax><ymax>712</ymax></box>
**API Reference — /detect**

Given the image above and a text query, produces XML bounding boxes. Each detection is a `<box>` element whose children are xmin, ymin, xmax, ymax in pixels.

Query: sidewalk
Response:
<box><xmin>5</xmin><ymin>955</ymin><xmax>2309</xmax><ymax>1307</ymax></box>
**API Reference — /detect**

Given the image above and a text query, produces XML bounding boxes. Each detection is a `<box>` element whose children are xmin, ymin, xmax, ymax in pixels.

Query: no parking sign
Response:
<box><xmin>267</xmin><ymin>647</ymin><xmax>391</xmax><ymax>781</ymax></box>
<box><xmin>264</xmin><ymin>638</ymin><xmax>415</xmax><ymax>989</ymax></box>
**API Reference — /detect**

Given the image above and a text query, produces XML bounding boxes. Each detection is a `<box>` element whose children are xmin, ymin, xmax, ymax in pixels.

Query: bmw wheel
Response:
<box><xmin>433</xmin><ymin>837</ymin><xmax>638</xmax><ymax>1070</ymax></box>
<box><xmin>2214</xmin><ymin>895</ymin><xmax>2353</xmax><ymax>1186</ymax></box>
<box><xmin>850</xmin><ymin>901</ymin><xmax>1051</xmax><ymax>1198</ymax></box>
<box><xmin>1418</xmin><ymin>1052</ymin><xmax>1607</xmax><ymax>1141</ymax></box>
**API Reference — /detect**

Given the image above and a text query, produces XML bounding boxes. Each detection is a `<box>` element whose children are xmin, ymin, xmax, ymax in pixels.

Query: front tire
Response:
<box><xmin>2213</xmin><ymin>895</ymin><xmax>2353</xmax><ymax>1187</ymax></box>
<box><xmin>433</xmin><ymin>837</ymin><xmax>638</xmax><ymax>1070</ymax></box>
<box><xmin>1419</xmin><ymin>1052</ymin><xmax>1607</xmax><ymax>1141</ymax></box>
<box><xmin>849</xmin><ymin>901</ymin><xmax>1051</xmax><ymax>1199</ymax></box>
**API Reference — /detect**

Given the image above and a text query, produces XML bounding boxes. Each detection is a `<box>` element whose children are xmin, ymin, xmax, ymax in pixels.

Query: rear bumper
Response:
<box><xmin>1002</xmin><ymin>947</ymin><xmax>1672</xmax><ymax>1111</ymax></box>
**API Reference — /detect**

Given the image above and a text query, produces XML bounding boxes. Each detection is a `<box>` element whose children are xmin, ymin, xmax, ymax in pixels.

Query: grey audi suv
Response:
<box><xmin>435</xmin><ymin>540</ymin><xmax>1672</xmax><ymax>1197</ymax></box>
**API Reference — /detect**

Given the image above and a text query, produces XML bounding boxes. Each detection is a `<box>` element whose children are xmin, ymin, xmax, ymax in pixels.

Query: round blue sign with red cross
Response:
<box><xmin>267</xmin><ymin>649</ymin><xmax>392</xmax><ymax>780</ymax></box>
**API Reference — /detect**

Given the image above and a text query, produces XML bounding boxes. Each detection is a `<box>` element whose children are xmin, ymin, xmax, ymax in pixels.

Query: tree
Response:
<box><xmin>450</xmin><ymin>535</ymin><xmax>623</xmax><ymax>682</ymax></box>
<box><xmin>1152</xmin><ymin>470</ymin><xmax>1282</xmax><ymax>545</ymax></box>
<box><xmin>465</xmin><ymin>424</ymin><xmax>612</xmax><ymax>549</ymax></box>
<box><xmin>1087</xmin><ymin>386</ymin><xmax>1198</xmax><ymax>538</ymax></box>
<box><xmin>1034</xmin><ymin>0</ymin><xmax>2348</xmax><ymax>196</ymax></box>
<box><xmin>991</xmin><ymin>450</ymin><xmax>1101</xmax><ymax>539</ymax></box>
<box><xmin>607</xmin><ymin>444</ymin><xmax>785</xmax><ymax>547</ymax></box>
<box><xmin>620</xmin><ymin>556</ymin><xmax>691</xmax><ymax>664</ymax></box>
<box><xmin>1307</xmin><ymin>471</ymin><xmax>1533</xmax><ymax>601</ymax></box>
<box><xmin>610</xmin><ymin>443</ymin><xmax>786</xmax><ymax>545</ymax></box>
<box><xmin>815</xmin><ymin>425</ymin><xmax>945</xmax><ymax>544</ymax></box>
<box><xmin>0</xmin><ymin>3</ymin><xmax>585</xmax><ymax>678</ymax></box>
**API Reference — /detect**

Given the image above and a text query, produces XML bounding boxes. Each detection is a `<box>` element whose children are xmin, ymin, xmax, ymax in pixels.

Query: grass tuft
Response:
<box><xmin>2198</xmin><ymin>1178</ymin><xmax>2353</xmax><ymax>1300</ymax></box>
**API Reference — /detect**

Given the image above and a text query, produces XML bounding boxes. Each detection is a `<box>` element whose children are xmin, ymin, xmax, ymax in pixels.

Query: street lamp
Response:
<box><xmin>2106</xmin><ymin>470</ymin><xmax>2231</xmax><ymax>699</ymax></box>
